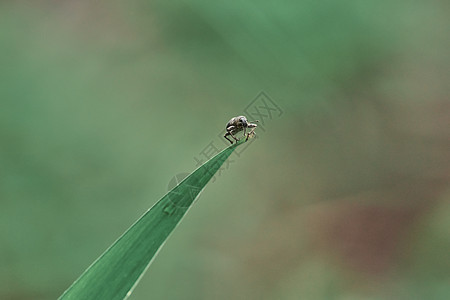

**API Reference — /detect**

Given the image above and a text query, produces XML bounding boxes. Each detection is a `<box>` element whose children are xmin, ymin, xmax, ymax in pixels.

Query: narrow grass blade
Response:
<box><xmin>59</xmin><ymin>140</ymin><xmax>244</xmax><ymax>300</ymax></box>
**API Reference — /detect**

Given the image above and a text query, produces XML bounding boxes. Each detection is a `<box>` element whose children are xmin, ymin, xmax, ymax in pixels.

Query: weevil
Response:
<box><xmin>224</xmin><ymin>116</ymin><xmax>258</xmax><ymax>144</ymax></box>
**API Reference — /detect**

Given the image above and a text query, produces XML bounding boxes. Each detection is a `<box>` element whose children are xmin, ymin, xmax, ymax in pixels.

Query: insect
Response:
<box><xmin>224</xmin><ymin>116</ymin><xmax>259</xmax><ymax>144</ymax></box>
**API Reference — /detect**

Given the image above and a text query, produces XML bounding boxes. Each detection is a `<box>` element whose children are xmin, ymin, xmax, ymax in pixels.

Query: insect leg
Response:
<box><xmin>229</xmin><ymin>132</ymin><xmax>240</xmax><ymax>142</ymax></box>
<box><xmin>246</xmin><ymin>128</ymin><xmax>256</xmax><ymax>141</ymax></box>
<box><xmin>224</xmin><ymin>132</ymin><xmax>234</xmax><ymax>144</ymax></box>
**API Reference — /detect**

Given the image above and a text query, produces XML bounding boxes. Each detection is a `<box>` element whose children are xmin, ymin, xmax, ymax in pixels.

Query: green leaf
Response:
<box><xmin>59</xmin><ymin>140</ymin><xmax>245</xmax><ymax>300</ymax></box>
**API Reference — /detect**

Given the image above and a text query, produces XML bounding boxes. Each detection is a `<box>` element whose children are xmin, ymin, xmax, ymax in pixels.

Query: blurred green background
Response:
<box><xmin>1</xmin><ymin>1</ymin><xmax>449</xmax><ymax>299</ymax></box>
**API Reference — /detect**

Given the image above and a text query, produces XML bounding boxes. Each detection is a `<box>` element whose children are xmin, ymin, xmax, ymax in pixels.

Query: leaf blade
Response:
<box><xmin>59</xmin><ymin>141</ymin><xmax>243</xmax><ymax>300</ymax></box>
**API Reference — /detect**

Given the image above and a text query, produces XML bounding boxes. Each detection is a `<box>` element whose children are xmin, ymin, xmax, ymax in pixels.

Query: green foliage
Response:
<box><xmin>59</xmin><ymin>141</ymin><xmax>243</xmax><ymax>300</ymax></box>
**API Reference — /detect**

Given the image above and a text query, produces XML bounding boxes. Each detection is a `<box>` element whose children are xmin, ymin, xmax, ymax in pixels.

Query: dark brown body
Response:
<box><xmin>224</xmin><ymin>115</ymin><xmax>258</xmax><ymax>144</ymax></box>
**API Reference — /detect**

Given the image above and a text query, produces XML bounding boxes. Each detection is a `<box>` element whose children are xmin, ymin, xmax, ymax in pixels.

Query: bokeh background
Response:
<box><xmin>1</xmin><ymin>1</ymin><xmax>449</xmax><ymax>299</ymax></box>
